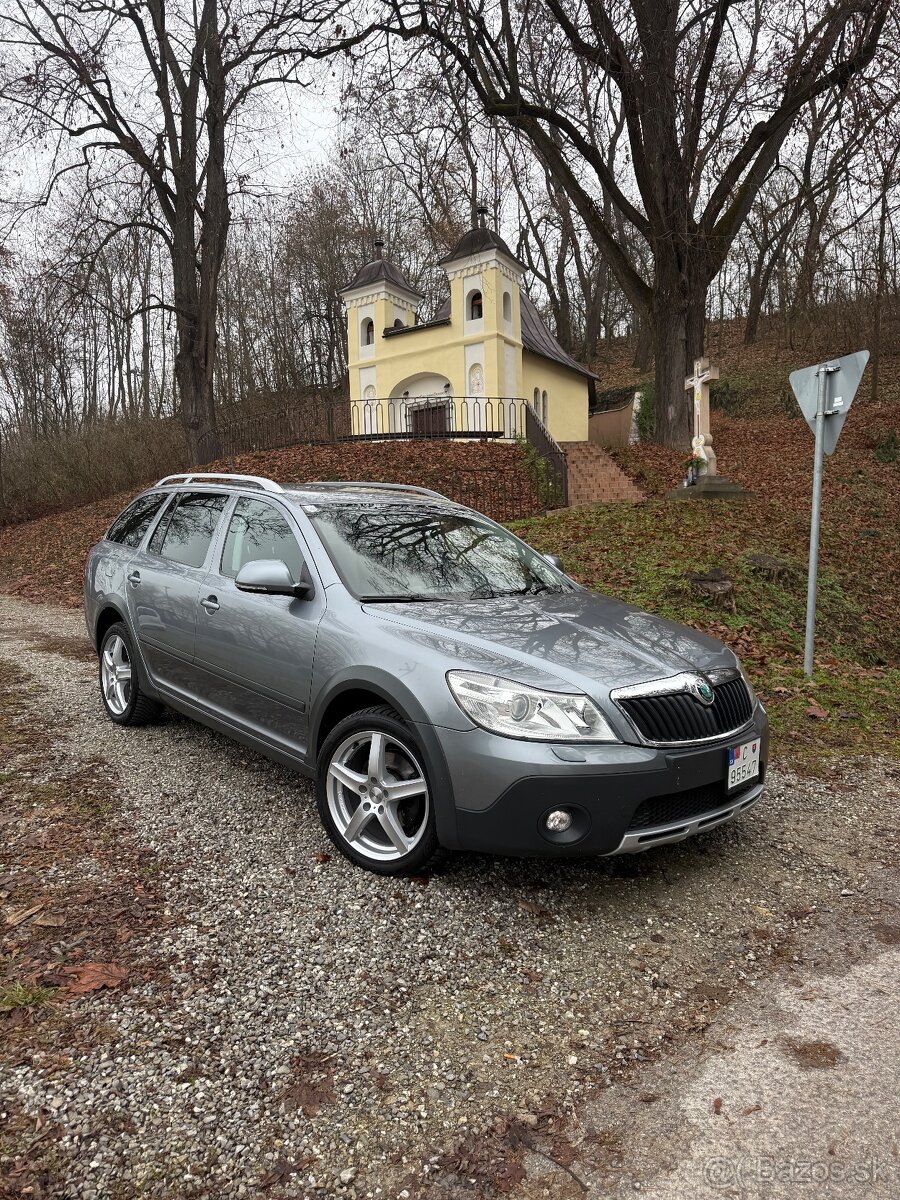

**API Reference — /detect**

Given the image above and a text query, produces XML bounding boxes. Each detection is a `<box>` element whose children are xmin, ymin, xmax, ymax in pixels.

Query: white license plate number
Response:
<box><xmin>727</xmin><ymin>739</ymin><xmax>760</xmax><ymax>792</ymax></box>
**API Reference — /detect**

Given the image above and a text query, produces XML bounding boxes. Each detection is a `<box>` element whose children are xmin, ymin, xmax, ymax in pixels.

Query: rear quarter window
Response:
<box><xmin>106</xmin><ymin>492</ymin><xmax>169</xmax><ymax>549</ymax></box>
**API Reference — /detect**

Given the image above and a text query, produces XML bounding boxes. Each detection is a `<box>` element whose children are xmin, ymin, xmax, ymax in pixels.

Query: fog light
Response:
<box><xmin>545</xmin><ymin>809</ymin><xmax>572</xmax><ymax>832</ymax></box>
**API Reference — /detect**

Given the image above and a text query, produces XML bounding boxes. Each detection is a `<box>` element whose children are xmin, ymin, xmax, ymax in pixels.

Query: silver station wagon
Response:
<box><xmin>84</xmin><ymin>473</ymin><xmax>767</xmax><ymax>874</ymax></box>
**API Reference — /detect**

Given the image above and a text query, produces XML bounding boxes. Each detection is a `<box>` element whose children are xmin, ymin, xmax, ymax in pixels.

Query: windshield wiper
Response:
<box><xmin>358</xmin><ymin>593</ymin><xmax>443</xmax><ymax>604</ymax></box>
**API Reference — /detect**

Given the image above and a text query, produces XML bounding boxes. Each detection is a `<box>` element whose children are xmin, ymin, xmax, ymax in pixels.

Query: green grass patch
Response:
<box><xmin>0</xmin><ymin>981</ymin><xmax>57</xmax><ymax>1013</ymax></box>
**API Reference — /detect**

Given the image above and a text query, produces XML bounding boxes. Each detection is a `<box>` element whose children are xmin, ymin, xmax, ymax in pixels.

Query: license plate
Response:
<box><xmin>727</xmin><ymin>739</ymin><xmax>760</xmax><ymax>792</ymax></box>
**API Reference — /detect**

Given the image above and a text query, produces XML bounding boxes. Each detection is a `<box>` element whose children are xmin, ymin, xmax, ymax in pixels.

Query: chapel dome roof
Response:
<box><xmin>342</xmin><ymin>250</ymin><xmax>422</xmax><ymax>296</ymax></box>
<box><xmin>439</xmin><ymin>224</ymin><xmax>525</xmax><ymax>268</ymax></box>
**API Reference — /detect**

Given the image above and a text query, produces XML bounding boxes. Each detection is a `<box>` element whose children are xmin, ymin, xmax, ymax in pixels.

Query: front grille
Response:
<box><xmin>627</xmin><ymin>775</ymin><xmax>761</xmax><ymax>832</ymax></box>
<box><xmin>618</xmin><ymin>677</ymin><xmax>753</xmax><ymax>744</ymax></box>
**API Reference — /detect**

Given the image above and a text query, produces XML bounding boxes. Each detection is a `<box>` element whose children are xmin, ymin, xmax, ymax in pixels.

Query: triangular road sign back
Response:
<box><xmin>789</xmin><ymin>351</ymin><xmax>869</xmax><ymax>455</ymax></box>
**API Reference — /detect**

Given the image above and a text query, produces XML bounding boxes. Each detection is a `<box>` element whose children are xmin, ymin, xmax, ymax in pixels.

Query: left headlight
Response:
<box><xmin>446</xmin><ymin>670</ymin><xmax>618</xmax><ymax>742</ymax></box>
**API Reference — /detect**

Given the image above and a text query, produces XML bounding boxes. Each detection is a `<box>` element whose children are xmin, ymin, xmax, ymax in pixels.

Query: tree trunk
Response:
<box><xmin>631</xmin><ymin>313</ymin><xmax>653</xmax><ymax>370</ymax></box>
<box><xmin>870</xmin><ymin>186</ymin><xmax>888</xmax><ymax>403</ymax></box>
<box><xmin>744</xmin><ymin>254</ymin><xmax>767</xmax><ymax>345</ymax></box>
<box><xmin>652</xmin><ymin>299</ymin><xmax>690</xmax><ymax>448</ymax></box>
<box><xmin>651</xmin><ymin>262</ymin><xmax>705</xmax><ymax>449</ymax></box>
<box><xmin>173</xmin><ymin>306</ymin><xmax>219</xmax><ymax>463</ymax></box>
<box><xmin>172</xmin><ymin>213</ymin><xmax>221</xmax><ymax>462</ymax></box>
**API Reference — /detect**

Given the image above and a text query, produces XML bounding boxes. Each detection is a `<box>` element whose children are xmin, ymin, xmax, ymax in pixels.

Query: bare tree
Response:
<box><xmin>363</xmin><ymin>0</ymin><xmax>889</xmax><ymax>445</ymax></box>
<box><xmin>0</xmin><ymin>0</ymin><xmax>370</xmax><ymax>457</ymax></box>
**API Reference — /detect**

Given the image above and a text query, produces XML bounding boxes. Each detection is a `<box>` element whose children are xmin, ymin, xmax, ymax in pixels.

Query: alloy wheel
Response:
<box><xmin>325</xmin><ymin>730</ymin><xmax>430</xmax><ymax>862</ymax></box>
<box><xmin>101</xmin><ymin>633</ymin><xmax>132</xmax><ymax>716</ymax></box>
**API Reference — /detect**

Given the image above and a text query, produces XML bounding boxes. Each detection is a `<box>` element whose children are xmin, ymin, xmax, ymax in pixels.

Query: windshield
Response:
<box><xmin>304</xmin><ymin>503</ymin><xmax>571</xmax><ymax>601</ymax></box>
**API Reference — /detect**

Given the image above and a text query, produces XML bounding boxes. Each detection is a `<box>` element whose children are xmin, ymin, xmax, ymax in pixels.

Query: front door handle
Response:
<box><xmin>127</xmin><ymin>570</ymin><xmax>141</xmax><ymax>587</ymax></box>
<box><xmin>200</xmin><ymin>595</ymin><xmax>220</xmax><ymax>613</ymax></box>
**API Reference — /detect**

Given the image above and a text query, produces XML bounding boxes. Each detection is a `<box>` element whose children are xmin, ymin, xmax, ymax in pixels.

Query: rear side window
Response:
<box><xmin>150</xmin><ymin>492</ymin><xmax>227</xmax><ymax>568</ymax></box>
<box><xmin>220</xmin><ymin>497</ymin><xmax>305</xmax><ymax>581</ymax></box>
<box><xmin>106</xmin><ymin>492</ymin><xmax>169</xmax><ymax>549</ymax></box>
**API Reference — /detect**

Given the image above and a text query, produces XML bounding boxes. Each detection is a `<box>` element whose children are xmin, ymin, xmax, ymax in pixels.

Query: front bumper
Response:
<box><xmin>438</xmin><ymin>708</ymin><xmax>768</xmax><ymax>856</ymax></box>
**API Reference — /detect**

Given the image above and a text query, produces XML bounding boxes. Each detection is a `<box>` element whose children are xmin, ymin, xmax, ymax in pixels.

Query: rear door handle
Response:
<box><xmin>127</xmin><ymin>570</ymin><xmax>141</xmax><ymax>587</ymax></box>
<box><xmin>200</xmin><ymin>595</ymin><xmax>220</xmax><ymax>613</ymax></box>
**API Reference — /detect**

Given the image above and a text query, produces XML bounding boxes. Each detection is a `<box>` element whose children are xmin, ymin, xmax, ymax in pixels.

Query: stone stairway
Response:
<box><xmin>560</xmin><ymin>442</ymin><xmax>644</xmax><ymax>506</ymax></box>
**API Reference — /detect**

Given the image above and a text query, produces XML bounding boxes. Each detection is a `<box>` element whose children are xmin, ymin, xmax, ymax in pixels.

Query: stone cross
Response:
<box><xmin>685</xmin><ymin>356</ymin><xmax>719</xmax><ymax>476</ymax></box>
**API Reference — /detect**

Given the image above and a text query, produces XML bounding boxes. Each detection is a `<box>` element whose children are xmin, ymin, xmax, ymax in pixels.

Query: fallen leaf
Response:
<box><xmin>61</xmin><ymin>962</ymin><xmax>128</xmax><ymax>994</ymax></box>
<box><xmin>261</xmin><ymin>1157</ymin><xmax>311</xmax><ymax>1188</ymax></box>
<box><xmin>312</xmin><ymin>851</ymin><xmax>331</xmax><ymax>864</ymax></box>
<box><xmin>518</xmin><ymin>899</ymin><xmax>549</xmax><ymax>917</ymax></box>
<box><xmin>806</xmin><ymin>702</ymin><xmax>829</xmax><ymax>720</ymax></box>
<box><xmin>751</xmin><ymin>904</ymin><xmax>775</xmax><ymax>918</ymax></box>
<box><xmin>33</xmin><ymin>913</ymin><xmax>66</xmax><ymax>928</ymax></box>
<box><xmin>281</xmin><ymin>1079</ymin><xmax>335</xmax><ymax>1117</ymax></box>
<box><xmin>5</xmin><ymin>903</ymin><xmax>44</xmax><ymax>927</ymax></box>
<box><xmin>712</xmin><ymin>1097</ymin><xmax>723</xmax><ymax>1115</ymax></box>
<box><xmin>741</xmin><ymin>1103</ymin><xmax>763</xmax><ymax>1116</ymax></box>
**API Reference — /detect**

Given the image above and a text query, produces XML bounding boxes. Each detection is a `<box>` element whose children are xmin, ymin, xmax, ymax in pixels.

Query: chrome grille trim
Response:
<box><xmin>610</xmin><ymin>670</ymin><xmax>755</xmax><ymax>747</ymax></box>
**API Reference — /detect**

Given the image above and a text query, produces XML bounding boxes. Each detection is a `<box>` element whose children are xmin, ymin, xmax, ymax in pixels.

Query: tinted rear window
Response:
<box><xmin>152</xmin><ymin>492</ymin><xmax>227</xmax><ymax>569</ymax></box>
<box><xmin>107</xmin><ymin>492</ymin><xmax>169</xmax><ymax>549</ymax></box>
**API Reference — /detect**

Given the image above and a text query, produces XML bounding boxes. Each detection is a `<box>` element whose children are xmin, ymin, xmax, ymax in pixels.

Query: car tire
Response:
<box><xmin>316</xmin><ymin>705</ymin><xmax>440</xmax><ymax>875</ymax></box>
<box><xmin>98</xmin><ymin>621</ymin><xmax>163</xmax><ymax>726</ymax></box>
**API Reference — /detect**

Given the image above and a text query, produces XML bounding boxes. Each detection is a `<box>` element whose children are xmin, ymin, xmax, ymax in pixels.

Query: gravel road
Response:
<box><xmin>1</xmin><ymin>594</ymin><xmax>897</xmax><ymax>1199</ymax></box>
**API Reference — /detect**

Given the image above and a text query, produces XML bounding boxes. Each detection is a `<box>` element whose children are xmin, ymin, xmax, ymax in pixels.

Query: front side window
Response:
<box><xmin>151</xmin><ymin>491</ymin><xmax>227</xmax><ymax>568</ymax></box>
<box><xmin>306</xmin><ymin>503</ymin><xmax>570</xmax><ymax>601</ymax></box>
<box><xmin>220</xmin><ymin>498</ymin><xmax>305</xmax><ymax>581</ymax></box>
<box><xmin>107</xmin><ymin>492</ymin><xmax>169</xmax><ymax>548</ymax></box>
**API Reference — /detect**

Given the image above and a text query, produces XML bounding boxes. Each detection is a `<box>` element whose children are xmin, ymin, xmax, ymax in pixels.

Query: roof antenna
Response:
<box><xmin>374</xmin><ymin>238</ymin><xmax>384</xmax><ymax>258</ymax></box>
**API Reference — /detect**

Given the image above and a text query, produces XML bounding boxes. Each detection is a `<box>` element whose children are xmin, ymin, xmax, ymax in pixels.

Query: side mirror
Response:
<box><xmin>235</xmin><ymin>559</ymin><xmax>313</xmax><ymax>600</ymax></box>
<box><xmin>544</xmin><ymin>553</ymin><xmax>564</xmax><ymax>572</ymax></box>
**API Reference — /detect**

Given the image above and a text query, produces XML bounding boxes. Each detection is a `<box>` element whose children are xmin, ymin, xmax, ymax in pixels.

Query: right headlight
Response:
<box><xmin>447</xmin><ymin>670</ymin><xmax>618</xmax><ymax>742</ymax></box>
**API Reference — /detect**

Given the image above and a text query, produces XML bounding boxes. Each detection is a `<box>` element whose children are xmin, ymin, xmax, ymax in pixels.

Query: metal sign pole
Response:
<box><xmin>791</xmin><ymin>350</ymin><xmax>868</xmax><ymax>677</ymax></box>
<box><xmin>803</xmin><ymin>366</ymin><xmax>829</xmax><ymax>677</ymax></box>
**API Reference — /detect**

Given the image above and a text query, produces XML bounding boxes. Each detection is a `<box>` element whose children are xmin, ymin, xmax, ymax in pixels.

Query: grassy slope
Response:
<box><xmin>513</xmin><ymin>346</ymin><xmax>900</xmax><ymax>766</ymax></box>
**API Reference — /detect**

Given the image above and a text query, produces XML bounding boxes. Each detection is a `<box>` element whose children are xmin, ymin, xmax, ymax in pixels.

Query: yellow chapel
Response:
<box><xmin>339</xmin><ymin>219</ymin><xmax>598</xmax><ymax>444</ymax></box>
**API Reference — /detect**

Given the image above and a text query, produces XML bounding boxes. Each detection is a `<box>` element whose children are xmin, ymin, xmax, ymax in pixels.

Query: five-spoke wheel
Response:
<box><xmin>97</xmin><ymin>621</ymin><xmax>163</xmax><ymax>726</ymax></box>
<box><xmin>317</xmin><ymin>706</ymin><xmax>438</xmax><ymax>874</ymax></box>
<box><xmin>101</xmin><ymin>633</ymin><xmax>132</xmax><ymax>716</ymax></box>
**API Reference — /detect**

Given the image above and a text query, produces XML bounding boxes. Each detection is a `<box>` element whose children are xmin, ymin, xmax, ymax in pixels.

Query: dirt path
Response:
<box><xmin>1</xmin><ymin>594</ymin><xmax>898</xmax><ymax>1199</ymax></box>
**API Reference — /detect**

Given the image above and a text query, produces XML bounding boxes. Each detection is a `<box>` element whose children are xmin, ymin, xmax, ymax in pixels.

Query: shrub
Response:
<box><xmin>0</xmin><ymin>417</ymin><xmax>188</xmax><ymax>526</ymax></box>
<box><xmin>709</xmin><ymin>378</ymin><xmax>746</xmax><ymax>416</ymax></box>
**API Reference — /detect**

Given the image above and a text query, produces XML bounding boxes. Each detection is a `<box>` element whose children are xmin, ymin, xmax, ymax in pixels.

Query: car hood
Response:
<box><xmin>364</xmin><ymin>589</ymin><xmax>735</xmax><ymax>696</ymax></box>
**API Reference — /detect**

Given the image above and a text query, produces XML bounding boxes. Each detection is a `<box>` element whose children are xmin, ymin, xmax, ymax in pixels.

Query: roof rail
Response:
<box><xmin>301</xmin><ymin>481</ymin><xmax>450</xmax><ymax>501</ymax></box>
<box><xmin>155</xmin><ymin>473</ymin><xmax>283</xmax><ymax>493</ymax></box>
